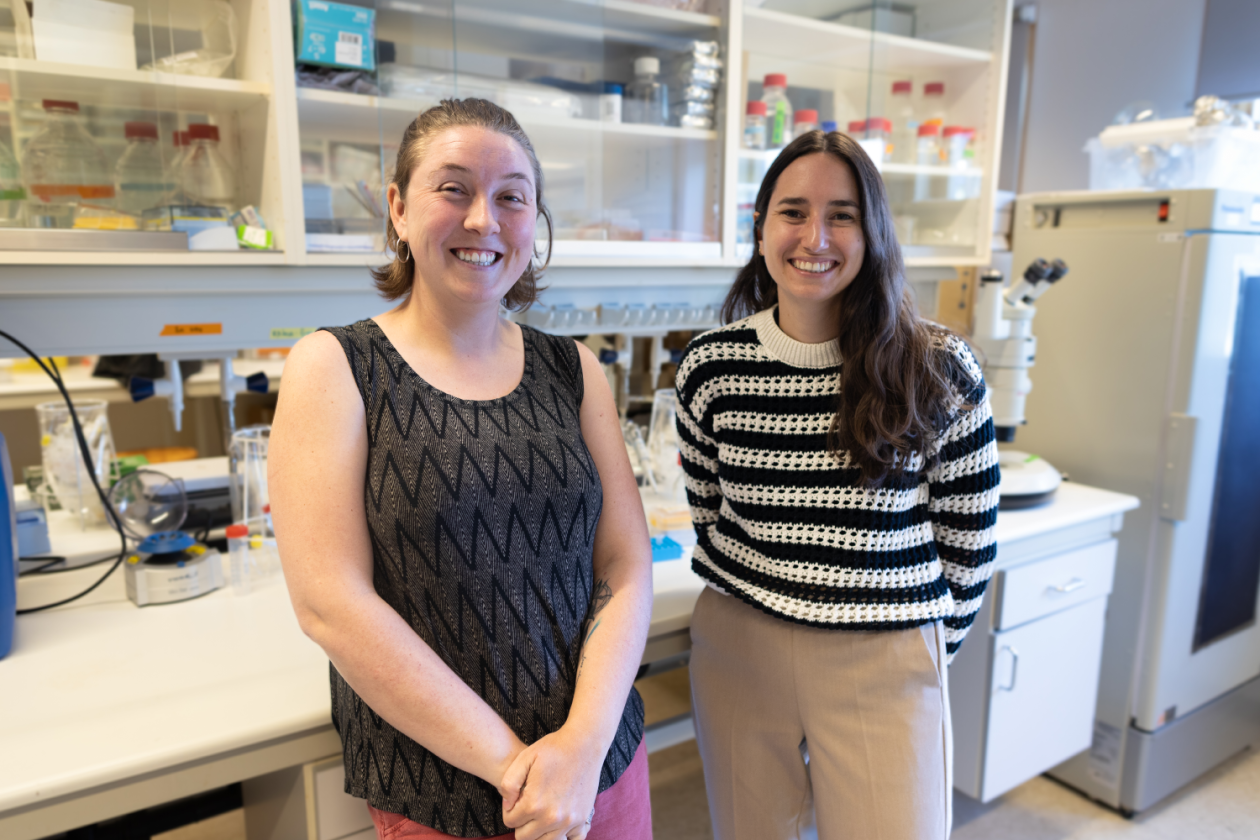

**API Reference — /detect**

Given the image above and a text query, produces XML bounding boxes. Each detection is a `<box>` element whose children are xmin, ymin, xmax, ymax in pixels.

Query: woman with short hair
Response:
<box><xmin>676</xmin><ymin>129</ymin><xmax>1000</xmax><ymax>840</ymax></box>
<box><xmin>270</xmin><ymin>98</ymin><xmax>653</xmax><ymax>840</ymax></box>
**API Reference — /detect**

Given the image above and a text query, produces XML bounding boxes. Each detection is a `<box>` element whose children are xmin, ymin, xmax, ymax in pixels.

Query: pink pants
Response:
<box><xmin>369</xmin><ymin>739</ymin><xmax>652</xmax><ymax>840</ymax></box>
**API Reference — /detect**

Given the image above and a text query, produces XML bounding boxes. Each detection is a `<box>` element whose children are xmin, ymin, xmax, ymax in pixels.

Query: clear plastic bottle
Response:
<box><xmin>180</xmin><ymin>123</ymin><xmax>236</xmax><ymax>211</ymax></box>
<box><xmin>743</xmin><ymin>100</ymin><xmax>767</xmax><ymax>150</ymax></box>
<box><xmin>226</xmin><ymin>523</ymin><xmax>257</xmax><ymax>595</ymax></box>
<box><xmin>866</xmin><ymin>117</ymin><xmax>892</xmax><ymax>162</ymax></box>
<box><xmin>890</xmin><ymin>80</ymin><xmax>918</xmax><ymax>163</ymax></box>
<box><xmin>761</xmin><ymin>74</ymin><xmax>793</xmax><ymax>149</ymax></box>
<box><xmin>792</xmin><ymin>108</ymin><xmax>819</xmax><ymax>140</ymax></box>
<box><xmin>944</xmin><ymin>126</ymin><xmax>976</xmax><ymax>200</ymax></box>
<box><xmin>624</xmin><ymin>57</ymin><xmax>668</xmax><ymax>126</ymax></box>
<box><xmin>21</xmin><ymin>100</ymin><xmax>114</xmax><ymax>229</ymax></box>
<box><xmin>921</xmin><ymin>81</ymin><xmax>947</xmax><ymax>128</ymax></box>
<box><xmin>914</xmin><ymin>122</ymin><xmax>943</xmax><ymax>201</ymax></box>
<box><xmin>0</xmin><ymin>139</ymin><xmax>23</xmax><ymax>227</ymax></box>
<box><xmin>115</xmin><ymin>122</ymin><xmax>175</xmax><ymax>214</ymax></box>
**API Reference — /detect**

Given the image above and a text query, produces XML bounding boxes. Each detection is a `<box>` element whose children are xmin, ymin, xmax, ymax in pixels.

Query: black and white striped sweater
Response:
<box><xmin>675</xmin><ymin>307</ymin><xmax>1000</xmax><ymax>660</ymax></box>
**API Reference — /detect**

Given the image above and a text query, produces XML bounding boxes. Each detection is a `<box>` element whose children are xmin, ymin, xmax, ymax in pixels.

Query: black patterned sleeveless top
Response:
<box><xmin>322</xmin><ymin>319</ymin><xmax>644</xmax><ymax>838</ymax></box>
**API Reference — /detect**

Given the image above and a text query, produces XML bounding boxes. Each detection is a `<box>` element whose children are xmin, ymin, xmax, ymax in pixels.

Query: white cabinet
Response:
<box><xmin>952</xmin><ymin>537</ymin><xmax>1118</xmax><ymax>802</ymax></box>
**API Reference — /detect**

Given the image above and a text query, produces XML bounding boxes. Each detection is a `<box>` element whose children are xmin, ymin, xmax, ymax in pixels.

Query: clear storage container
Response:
<box><xmin>21</xmin><ymin>100</ymin><xmax>115</xmax><ymax>229</ymax></box>
<box><xmin>890</xmin><ymin>80</ymin><xmax>918</xmax><ymax>163</ymax></box>
<box><xmin>761</xmin><ymin>73</ymin><xmax>793</xmax><ymax>149</ymax></box>
<box><xmin>625</xmin><ymin>56</ymin><xmax>668</xmax><ymax>126</ymax></box>
<box><xmin>792</xmin><ymin>108</ymin><xmax>819</xmax><ymax>139</ymax></box>
<box><xmin>744</xmin><ymin>100</ymin><xmax>767</xmax><ymax>149</ymax></box>
<box><xmin>180</xmin><ymin>123</ymin><xmax>236</xmax><ymax>211</ymax></box>
<box><xmin>1085</xmin><ymin>117</ymin><xmax>1260</xmax><ymax>192</ymax></box>
<box><xmin>116</xmin><ymin>122</ymin><xmax>175</xmax><ymax>214</ymax></box>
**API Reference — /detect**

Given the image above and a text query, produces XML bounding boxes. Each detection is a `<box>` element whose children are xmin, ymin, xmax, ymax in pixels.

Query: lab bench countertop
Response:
<box><xmin>0</xmin><ymin>480</ymin><xmax>1137</xmax><ymax>830</ymax></box>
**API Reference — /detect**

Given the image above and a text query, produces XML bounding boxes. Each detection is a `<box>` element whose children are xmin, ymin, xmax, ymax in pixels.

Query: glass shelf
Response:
<box><xmin>296</xmin><ymin>0</ymin><xmax>727</xmax><ymax>261</ymax></box>
<box><xmin>738</xmin><ymin>0</ymin><xmax>1005</xmax><ymax>265</ymax></box>
<box><xmin>0</xmin><ymin>0</ymin><xmax>285</xmax><ymax>260</ymax></box>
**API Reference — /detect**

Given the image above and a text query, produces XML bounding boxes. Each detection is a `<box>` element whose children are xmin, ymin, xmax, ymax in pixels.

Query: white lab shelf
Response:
<box><xmin>736</xmin><ymin>148</ymin><xmax>983</xmax><ymax>178</ymax></box>
<box><xmin>376</xmin><ymin>0</ymin><xmax>720</xmax><ymax>48</ymax></box>
<box><xmin>0</xmin><ymin>0</ymin><xmax>1012</xmax><ymax>353</ymax></box>
<box><xmin>296</xmin><ymin>87</ymin><xmax>718</xmax><ymax>145</ymax></box>
<box><xmin>742</xmin><ymin>7</ymin><xmax>993</xmax><ymax>70</ymax></box>
<box><xmin>0</xmin><ymin>57</ymin><xmax>271</xmax><ymax>114</ymax></box>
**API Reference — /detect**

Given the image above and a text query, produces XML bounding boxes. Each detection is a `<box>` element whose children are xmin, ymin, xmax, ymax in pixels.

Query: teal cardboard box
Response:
<box><xmin>294</xmin><ymin>0</ymin><xmax>376</xmax><ymax>71</ymax></box>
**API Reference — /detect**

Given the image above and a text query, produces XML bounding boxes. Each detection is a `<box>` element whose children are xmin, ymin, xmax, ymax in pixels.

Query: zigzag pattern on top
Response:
<box><xmin>323</xmin><ymin>320</ymin><xmax>643</xmax><ymax>837</ymax></box>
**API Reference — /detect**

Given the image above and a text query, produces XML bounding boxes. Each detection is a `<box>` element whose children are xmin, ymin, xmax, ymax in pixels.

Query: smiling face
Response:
<box><xmin>758</xmin><ymin>152</ymin><xmax>866</xmax><ymax>312</ymax></box>
<box><xmin>388</xmin><ymin>125</ymin><xmax>538</xmax><ymax>308</ymax></box>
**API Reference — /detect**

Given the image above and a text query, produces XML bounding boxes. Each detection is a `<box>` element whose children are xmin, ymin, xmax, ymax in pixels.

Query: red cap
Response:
<box><xmin>763</xmin><ymin>73</ymin><xmax>787</xmax><ymax>88</ymax></box>
<box><xmin>892</xmin><ymin>80</ymin><xmax>912</xmax><ymax>94</ymax></box>
<box><xmin>188</xmin><ymin>123</ymin><xmax>220</xmax><ymax>142</ymax></box>
<box><xmin>918</xmin><ymin>123</ymin><xmax>941</xmax><ymax>136</ymax></box>
<box><xmin>942</xmin><ymin>125</ymin><xmax>973</xmax><ymax>137</ymax></box>
<box><xmin>179</xmin><ymin>130</ymin><xmax>190</xmax><ymax>147</ymax></box>
<box><xmin>866</xmin><ymin>117</ymin><xmax>892</xmax><ymax>133</ymax></box>
<box><xmin>847</xmin><ymin>120</ymin><xmax>866</xmax><ymax>133</ymax></box>
<box><xmin>924</xmin><ymin>82</ymin><xmax>945</xmax><ymax>96</ymax></box>
<box><xmin>43</xmin><ymin>99</ymin><xmax>79</xmax><ymax>112</ymax></box>
<box><xmin>746</xmin><ymin>100</ymin><xmax>767</xmax><ymax>116</ymax></box>
<box><xmin>262</xmin><ymin>504</ymin><xmax>271</xmax><ymax>513</ymax></box>
<box><xmin>794</xmin><ymin>109</ymin><xmax>818</xmax><ymax>124</ymax></box>
<box><xmin>125</xmin><ymin>121</ymin><xmax>158</xmax><ymax>140</ymax></box>
<box><xmin>172</xmin><ymin>131</ymin><xmax>183</xmax><ymax>147</ymax></box>
<box><xmin>226</xmin><ymin>524</ymin><xmax>249</xmax><ymax>538</ymax></box>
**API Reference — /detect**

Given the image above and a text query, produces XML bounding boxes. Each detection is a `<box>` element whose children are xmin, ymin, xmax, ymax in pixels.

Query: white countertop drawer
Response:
<box><xmin>996</xmin><ymin>539</ymin><xmax>1117</xmax><ymax>630</ymax></box>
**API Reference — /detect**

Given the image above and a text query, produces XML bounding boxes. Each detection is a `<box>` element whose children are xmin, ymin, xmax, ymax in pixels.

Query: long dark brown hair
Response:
<box><xmin>371</xmin><ymin>98</ymin><xmax>553</xmax><ymax>309</ymax></box>
<box><xmin>723</xmin><ymin>130</ymin><xmax>975</xmax><ymax>487</ymax></box>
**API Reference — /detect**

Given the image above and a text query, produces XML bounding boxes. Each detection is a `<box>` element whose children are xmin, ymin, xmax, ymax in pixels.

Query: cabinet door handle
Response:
<box><xmin>999</xmin><ymin>646</ymin><xmax>1020</xmax><ymax>691</ymax></box>
<box><xmin>1048</xmin><ymin>577</ymin><xmax>1086</xmax><ymax>594</ymax></box>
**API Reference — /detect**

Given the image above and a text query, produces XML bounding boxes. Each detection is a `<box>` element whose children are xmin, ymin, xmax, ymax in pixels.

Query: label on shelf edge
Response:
<box><xmin>269</xmin><ymin>327</ymin><xmax>318</xmax><ymax>340</ymax></box>
<box><xmin>160</xmin><ymin>323</ymin><xmax>223</xmax><ymax>337</ymax></box>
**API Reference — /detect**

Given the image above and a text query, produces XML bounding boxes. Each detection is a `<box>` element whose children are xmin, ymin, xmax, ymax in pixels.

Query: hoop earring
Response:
<box><xmin>397</xmin><ymin>241</ymin><xmax>411</xmax><ymax>262</ymax></box>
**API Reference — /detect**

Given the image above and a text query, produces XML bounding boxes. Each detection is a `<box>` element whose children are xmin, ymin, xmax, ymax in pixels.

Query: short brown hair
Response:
<box><xmin>371</xmin><ymin>98</ymin><xmax>553</xmax><ymax>309</ymax></box>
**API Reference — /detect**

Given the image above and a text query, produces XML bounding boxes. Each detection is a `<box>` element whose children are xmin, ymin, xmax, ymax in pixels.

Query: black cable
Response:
<box><xmin>19</xmin><ymin>557</ymin><xmax>66</xmax><ymax>576</ymax></box>
<box><xmin>0</xmin><ymin>329</ymin><xmax>130</xmax><ymax>614</ymax></box>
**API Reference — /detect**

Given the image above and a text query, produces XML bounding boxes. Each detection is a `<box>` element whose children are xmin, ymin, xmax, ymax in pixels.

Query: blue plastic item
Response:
<box><xmin>1</xmin><ymin>431</ymin><xmax>18</xmax><ymax>659</ymax></box>
<box><xmin>138</xmin><ymin>530</ymin><xmax>197</xmax><ymax>556</ymax></box>
<box><xmin>294</xmin><ymin>0</ymin><xmax>376</xmax><ymax>71</ymax></box>
<box><xmin>650</xmin><ymin>535</ymin><xmax>683</xmax><ymax>563</ymax></box>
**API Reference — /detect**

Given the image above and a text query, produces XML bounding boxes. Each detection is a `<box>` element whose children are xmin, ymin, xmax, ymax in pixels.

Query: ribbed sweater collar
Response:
<box><xmin>752</xmin><ymin>306</ymin><xmax>843</xmax><ymax>369</ymax></box>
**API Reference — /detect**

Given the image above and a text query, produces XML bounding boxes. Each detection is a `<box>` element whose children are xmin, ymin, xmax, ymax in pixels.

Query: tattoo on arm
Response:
<box><xmin>577</xmin><ymin>578</ymin><xmax>613</xmax><ymax>681</ymax></box>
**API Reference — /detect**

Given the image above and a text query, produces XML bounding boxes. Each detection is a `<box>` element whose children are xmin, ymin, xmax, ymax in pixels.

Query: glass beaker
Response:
<box><xmin>229</xmin><ymin>425</ymin><xmax>270</xmax><ymax>536</ymax></box>
<box><xmin>35</xmin><ymin>400</ymin><xmax>116</xmax><ymax>528</ymax></box>
<box><xmin>648</xmin><ymin>389</ymin><xmax>688</xmax><ymax>502</ymax></box>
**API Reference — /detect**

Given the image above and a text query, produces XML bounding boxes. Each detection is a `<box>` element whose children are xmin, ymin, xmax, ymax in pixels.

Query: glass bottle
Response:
<box><xmin>180</xmin><ymin>123</ymin><xmax>236</xmax><ymax>211</ymax></box>
<box><xmin>866</xmin><ymin>117</ymin><xmax>892</xmax><ymax>163</ymax></box>
<box><xmin>890</xmin><ymin>80</ymin><xmax>918</xmax><ymax>163</ymax></box>
<box><xmin>761</xmin><ymin>73</ymin><xmax>793</xmax><ymax>149</ymax></box>
<box><xmin>0</xmin><ymin>138</ymin><xmax>23</xmax><ymax>227</ymax></box>
<box><xmin>792</xmin><ymin>108</ymin><xmax>819</xmax><ymax>140</ymax></box>
<box><xmin>743</xmin><ymin>100</ymin><xmax>767</xmax><ymax>150</ymax></box>
<box><xmin>21</xmin><ymin>100</ymin><xmax>114</xmax><ymax>229</ymax></box>
<box><xmin>921</xmin><ymin>81</ymin><xmax>947</xmax><ymax>128</ymax></box>
<box><xmin>915</xmin><ymin>122</ymin><xmax>943</xmax><ymax>201</ymax></box>
<box><xmin>624</xmin><ymin>57</ymin><xmax>668</xmax><ymax>127</ymax></box>
<box><xmin>115</xmin><ymin>122</ymin><xmax>175</xmax><ymax>215</ymax></box>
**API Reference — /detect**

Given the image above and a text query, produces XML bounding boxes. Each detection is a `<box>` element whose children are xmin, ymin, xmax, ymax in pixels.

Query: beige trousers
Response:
<box><xmin>689</xmin><ymin>587</ymin><xmax>953</xmax><ymax>840</ymax></box>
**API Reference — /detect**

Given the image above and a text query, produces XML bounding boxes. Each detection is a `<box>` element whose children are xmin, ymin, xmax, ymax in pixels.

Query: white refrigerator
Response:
<box><xmin>1008</xmin><ymin>188</ymin><xmax>1260</xmax><ymax>814</ymax></box>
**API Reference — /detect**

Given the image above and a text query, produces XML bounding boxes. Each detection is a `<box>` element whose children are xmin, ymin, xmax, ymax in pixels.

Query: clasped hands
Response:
<box><xmin>498</xmin><ymin>727</ymin><xmax>605</xmax><ymax>840</ymax></box>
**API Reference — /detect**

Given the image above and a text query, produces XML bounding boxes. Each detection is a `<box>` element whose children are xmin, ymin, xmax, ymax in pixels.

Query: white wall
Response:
<box><xmin>1017</xmin><ymin>0</ymin><xmax>1207</xmax><ymax>193</ymax></box>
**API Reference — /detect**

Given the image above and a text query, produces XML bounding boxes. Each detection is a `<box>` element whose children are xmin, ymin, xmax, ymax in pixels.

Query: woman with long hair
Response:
<box><xmin>270</xmin><ymin>99</ymin><xmax>653</xmax><ymax>840</ymax></box>
<box><xmin>675</xmin><ymin>129</ymin><xmax>1000</xmax><ymax>839</ymax></box>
